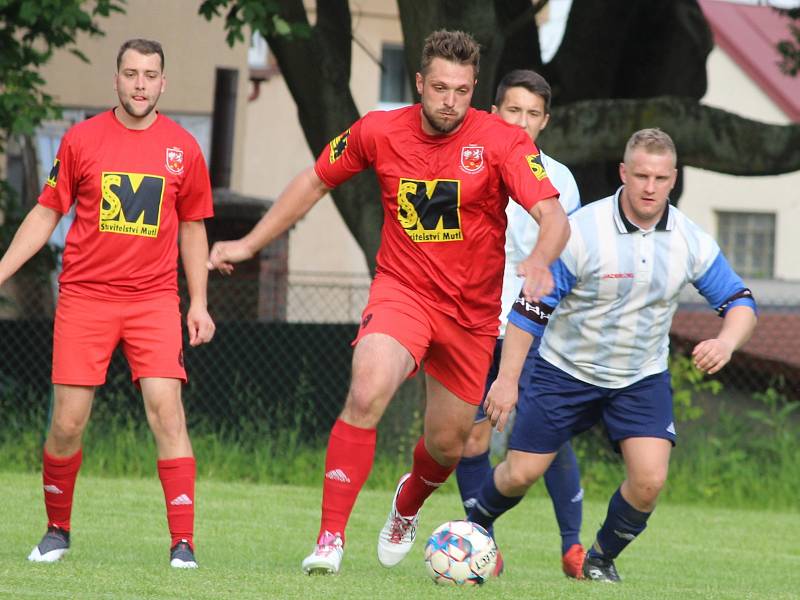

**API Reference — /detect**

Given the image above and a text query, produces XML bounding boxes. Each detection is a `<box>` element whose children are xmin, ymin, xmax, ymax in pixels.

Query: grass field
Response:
<box><xmin>0</xmin><ymin>471</ymin><xmax>796</xmax><ymax>600</ymax></box>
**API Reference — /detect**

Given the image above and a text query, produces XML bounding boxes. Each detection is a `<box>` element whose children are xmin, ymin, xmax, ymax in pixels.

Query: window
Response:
<box><xmin>249</xmin><ymin>32</ymin><xmax>269</xmax><ymax>69</ymax></box>
<box><xmin>717</xmin><ymin>211</ymin><xmax>775</xmax><ymax>279</ymax></box>
<box><xmin>379</xmin><ymin>44</ymin><xmax>413</xmax><ymax>108</ymax></box>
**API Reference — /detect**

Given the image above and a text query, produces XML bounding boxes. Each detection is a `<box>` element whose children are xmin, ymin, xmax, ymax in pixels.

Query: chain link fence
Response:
<box><xmin>1</xmin><ymin>270</ymin><xmax>798</xmax><ymax>449</ymax></box>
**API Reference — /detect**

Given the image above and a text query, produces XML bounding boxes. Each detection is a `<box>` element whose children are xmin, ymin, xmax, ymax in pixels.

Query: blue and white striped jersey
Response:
<box><xmin>498</xmin><ymin>150</ymin><xmax>581</xmax><ymax>336</ymax></box>
<box><xmin>508</xmin><ymin>187</ymin><xmax>757</xmax><ymax>388</ymax></box>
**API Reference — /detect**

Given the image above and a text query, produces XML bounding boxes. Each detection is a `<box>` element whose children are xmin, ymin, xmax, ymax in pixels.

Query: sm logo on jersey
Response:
<box><xmin>396</xmin><ymin>178</ymin><xmax>462</xmax><ymax>243</ymax></box>
<box><xmin>99</xmin><ymin>172</ymin><xmax>165</xmax><ymax>238</ymax></box>
<box><xmin>525</xmin><ymin>153</ymin><xmax>549</xmax><ymax>181</ymax></box>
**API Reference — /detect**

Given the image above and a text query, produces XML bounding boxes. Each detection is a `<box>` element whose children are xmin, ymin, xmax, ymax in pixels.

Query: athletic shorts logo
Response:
<box><xmin>46</xmin><ymin>159</ymin><xmax>61</xmax><ymax>188</ymax></box>
<box><xmin>328</xmin><ymin>129</ymin><xmax>350</xmax><ymax>164</ymax></box>
<box><xmin>460</xmin><ymin>145</ymin><xmax>484</xmax><ymax>173</ymax></box>
<box><xmin>396</xmin><ymin>178</ymin><xmax>462</xmax><ymax>243</ymax></box>
<box><xmin>169</xmin><ymin>494</ymin><xmax>193</xmax><ymax>506</ymax></box>
<box><xmin>165</xmin><ymin>147</ymin><xmax>184</xmax><ymax>174</ymax></box>
<box><xmin>525</xmin><ymin>153</ymin><xmax>549</xmax><ymax>181</ymax></box>
<box><xmin>361</xmin><ymin>313</ymin><xmax>373</xmax><ymax>329</ymax></box>
<box><xmin>99</xmin><ymin>172</ymin><xmax>165</xmax><ymax>238</ymax></box>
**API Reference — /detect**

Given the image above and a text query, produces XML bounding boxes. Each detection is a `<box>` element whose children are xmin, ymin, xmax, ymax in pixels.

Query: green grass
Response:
<box><xmin>0</xmin><ymin>471</ymin><xmax>797</xmax><ymax>599</ymax></box>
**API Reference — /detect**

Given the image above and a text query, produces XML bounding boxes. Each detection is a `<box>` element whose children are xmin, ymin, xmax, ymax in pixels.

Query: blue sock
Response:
<box><xmin>456</xmin><ymin>451</ymin><xmax>493</xmax><ymax>536</ymax></box>
<box><xmin>543</xmin><ymin>442</ymin><xmax>583</xmax><ymax>554</ymax></box>
<box><xmin>455</xmin><ymin>451</ymin><xmax>491</xmax><ymax>512</ymax></box>
<box><xmin>588</xmin><ymin>487</ymin><xmax>651</xmax><ymax>560</ymax></box>
<box><xmin>465</xmin><ymin>467</ymin><xmax>524</xmax><ymax>534</ymax></box>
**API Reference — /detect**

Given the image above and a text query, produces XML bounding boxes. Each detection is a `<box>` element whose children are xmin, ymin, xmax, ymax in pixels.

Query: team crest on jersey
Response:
<box><xmin>525</xmin><ymin>153</ymin><xmax>548</xmax><ymax>181</ymax></box>
<box><xmin>460</xmin><ymin>145</ymin><xmax>484</xmax><ymax>173</ymax></box>
<box><xmin>329</xmin><ymin>129</ymin><xmax>350</xmax><ymax>164</ymax></box>
<box><xmin>46</xmin><ymin>158</ymin><xmax>61</xmax><ymax>188</ymax></box>
<box><xmin>165</xmin><ymin>147</ymin><xmax>184</xmax><ymax>174</ymax></box>
<box><xmin>99</xmin><ymin>172</ymin><xmax>165</xmax><ymax>238</ymax></box>
<box><xmin>397</xmin><ymin>178</ymin><xmax>462</xmax><ymax>243</ymax></box>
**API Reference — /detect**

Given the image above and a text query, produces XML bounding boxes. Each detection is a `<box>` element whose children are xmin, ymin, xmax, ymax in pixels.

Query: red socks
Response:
<box><xmin>319</xmin><ymin>419</ymin><xmax>376</xmax><ymax>543</ymax></box>
<box><xmin>42</xmin><ymin>449</ymin><xmax>195</xmax><ymax>548</ymax></box>
<box><xmin>42</xmin><ymin>448</ymin><xmax>83</xmax><ymax>531</ymax></box>
<box><xmin>157</xmin><ymin>456</ymin><xmax>196</xmax><ymax>547</ymax></box>
<box><xmin>396</xmin><ymin>436</ymin><xmax>455</xmax><ymax>516</ymax></box>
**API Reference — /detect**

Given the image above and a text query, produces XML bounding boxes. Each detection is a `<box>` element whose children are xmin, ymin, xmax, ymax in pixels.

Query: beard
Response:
<box><xmin>421</xmin><ymin>103</ymin><xmax>465</xmax><ymax>134</ymax></box>
<box><xmin>120</xmin><ymin>96</ymin><xmax>158</xmax><ymax>120</ymax></box>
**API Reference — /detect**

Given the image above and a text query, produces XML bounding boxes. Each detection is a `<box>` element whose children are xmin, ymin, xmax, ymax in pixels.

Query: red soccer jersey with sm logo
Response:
<box><xmin>315</xmin><ymin>105</ymin><xmax>559</xmax><ymax>334</ymax></box>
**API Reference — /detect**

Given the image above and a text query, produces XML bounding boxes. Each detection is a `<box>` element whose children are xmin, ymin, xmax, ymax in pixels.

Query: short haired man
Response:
<box><xmin>454</xmin><ymin>69</ymin><xmax>586</xmax><ymax>578</ymax></box>
<box><xmin>0</xmin><ymin>39</ymin><xmax>215</xmax><ymax>568</ymax></box>
<box><xmin>207</xmin><ymin>30</ymin><xmax>570</xmax><ymax>575</ymax></box>
<box><xmin>466</xmin><ymin>128</ymin><xmax>757</xmax><ymax>582</ymax></box>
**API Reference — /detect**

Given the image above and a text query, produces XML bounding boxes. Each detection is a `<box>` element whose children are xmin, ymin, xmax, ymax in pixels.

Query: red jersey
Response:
<box><xmin>38</xmin><ymin>110</ymin><xmax>213</xmax><ymax>300</ymax></box>
<box><xmin>315</xmin><ymin>105</ymin><xmax>559</xmax><ymax>334</ymax></box>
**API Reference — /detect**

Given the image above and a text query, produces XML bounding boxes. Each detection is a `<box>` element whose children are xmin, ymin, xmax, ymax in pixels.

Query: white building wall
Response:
<box><xmin>242</xmin><ymin>0</ymin><xmax>403</xmax><ymax>278</ymax></box>
<box><xmin>681</xmin><ymin>47</ymin><xmax>800</xmax><ymax>281</ymax></box>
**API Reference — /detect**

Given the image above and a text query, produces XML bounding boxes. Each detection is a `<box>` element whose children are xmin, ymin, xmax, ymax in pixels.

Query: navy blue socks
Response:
<box><xmin>465</xmin><ymin>467</ymin><xmax>524</xmax><ymax>532</ymax></box>
<box><xmin>543</xmin><ymin>442</ymin><xmax>583</xmax><ymax>554</ymax></box>
<box><xmin>588</xmin><ymin>487</ymin><xmax>651</xmax><ymax>560</ymax></box>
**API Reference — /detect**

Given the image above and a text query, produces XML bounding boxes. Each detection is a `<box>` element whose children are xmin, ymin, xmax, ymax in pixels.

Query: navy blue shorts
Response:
<box><xmin>508</xmin><ymin>355</ymin><xmax>676</xmax><ymax>453</ymax></box>
<box><xmin>475</xmin><ymin>336</ymin><xmax>541</xmax><ymax>423</ymax></box>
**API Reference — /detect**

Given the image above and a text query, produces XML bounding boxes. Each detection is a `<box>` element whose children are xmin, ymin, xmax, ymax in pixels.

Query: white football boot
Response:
<box><xmin>377</xmin><ymin>473</ymin><xmax>419</xmax><ymax>567</ymax></box>
<box><xmin>302</xmin><ymin>530</ymin><xmax>344</xmax><ymax>574</ymax></box>
<box><xmin>28</xmin><ymin>527</ymin><xmax>70</xmax><ymax>563</ymax></box>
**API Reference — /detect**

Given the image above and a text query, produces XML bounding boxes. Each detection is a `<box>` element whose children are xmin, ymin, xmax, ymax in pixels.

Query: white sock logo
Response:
<box><xmin>170</xmin><ymin>494</ymin><xmax>193</xmax><ymax>506</ymax></box>
<box><xmin>325</xmin><ymin>469</ymin><xmax>351</xmax><ymax>483</ymax></box>
<box><xmin>420</xmin><ymin>476</ymin><xmax>443</xmax><ymax>488</ymax></box>
<box><xmin>43</xmin><ymin>484</ymin><xmax>63</xmax><ymax>494</ymax></box>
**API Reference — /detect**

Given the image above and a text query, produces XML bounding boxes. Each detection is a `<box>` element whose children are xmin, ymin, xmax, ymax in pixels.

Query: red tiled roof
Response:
<box><xmin>699</xmin><ymin>0</ymin><xmax>800</xmax><ymax>121</ymax></box>
<box><xmin>671</xmin><ymin>309</ymin><xmax>800</xmax><ymax>369</ymax></box>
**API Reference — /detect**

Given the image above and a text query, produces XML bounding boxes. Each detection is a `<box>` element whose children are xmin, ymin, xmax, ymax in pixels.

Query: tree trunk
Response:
<box><xmin>264</xmin><ymin>0</ymin><xmax>382</xmax><ymax>271</ymax></box>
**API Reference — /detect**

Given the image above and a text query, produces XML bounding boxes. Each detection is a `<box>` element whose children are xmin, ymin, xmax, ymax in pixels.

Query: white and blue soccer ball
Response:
<box><xmin>424</xmin><ymin>520</ymin><xmax>498</xmax><ymax>585</ymax></box>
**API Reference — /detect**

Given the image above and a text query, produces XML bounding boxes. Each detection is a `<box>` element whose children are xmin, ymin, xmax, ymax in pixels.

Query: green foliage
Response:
<box><xmin>0</xmin><ymin>0</ymin><xmax>125</xmax><ymax>152</ymax></box>
<box><xmin>776</xmin><ymin>8</ymin><xmax>800</xmax><ymax>76</ymax></box>
<box><xmin>669</xmin><ymin>353</ymin><xmax>722</xmax><ymax>422</ymax></box>
<box><xmin>198</xmin><ymin>0</ymin><xmax>310</xmax><ymax>46</ymax></box>
<box><xmin>746</xmin><ymin>376</ymin><xmax>800</xmax><ymax>460</ymax></box>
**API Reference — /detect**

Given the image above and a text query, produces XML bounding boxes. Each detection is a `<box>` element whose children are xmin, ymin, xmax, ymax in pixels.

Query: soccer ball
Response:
<box><xmin>424</xmin><ymin>520</ymin><xmax>498</xmax><ymax>585</ymax></box>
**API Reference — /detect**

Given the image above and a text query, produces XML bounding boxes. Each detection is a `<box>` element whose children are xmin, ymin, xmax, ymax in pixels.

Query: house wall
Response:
<box><xmin>681</xmin><ymin>47</ymin><xmax>800</xmax><ymax>281</ymax></box>
<box><xmin>36</xmin><ymin>0</ymin><xmax>250</xmax><ymax>189</ymax></box>
<box><xmin>241</xmin><ymin>0</ymin><xmax>402</xmax><ymax>277</ymax></box>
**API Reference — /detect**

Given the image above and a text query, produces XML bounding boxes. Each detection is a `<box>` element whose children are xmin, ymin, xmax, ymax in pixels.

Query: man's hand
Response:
<box><xmin>516</xmin><ymin>254</ymin><xmax>554</xmax><ymax>303</ymax></box>
<box><xmin>692</xmin><ymin>338</ymin><xmax>733</xmax><ymax>374</ymax></box>
<box><xmin>206</xmin><ymin>239</ymin><xmax>254</xmax><ymax>275</ymax></box>
<box><xmin>484</xmin><ymin>374</ymin><xmax>519</xmax><ymax>432</ymax></box>
<box><xmin>186</xmin><ymin>304</ymin><xmax>215</xmax><ymax>347</ymax></box>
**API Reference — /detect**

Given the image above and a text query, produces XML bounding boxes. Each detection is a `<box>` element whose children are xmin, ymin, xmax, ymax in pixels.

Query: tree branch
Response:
<box><xmin>546</xmin><ymin>96</ymin><xmax>800</xmax><ymax>175</ymax></box>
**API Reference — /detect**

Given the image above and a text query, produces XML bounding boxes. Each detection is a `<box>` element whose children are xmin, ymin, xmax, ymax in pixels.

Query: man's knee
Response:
<box><xmin>425</xmin><ymin>428</ymin><xmax>469</xmax><ymax>466</ymax></box>
<box><xmin>49</xmin><ymin>416</ymin><xmax>86</xmax><ymax>445</ymax></box>
<box><xmin>503</xmin><ymin>461</ymin><xmax>539</xmax><ymax>491</ymax></box>
<box><xmin>627</xmin><ymin>472</ymin><xmax>667</xmax><ymax>507</ymax></box>
<box><xmin>146</xmin><ymin>400</ymin><xmax>186</xmax><ymax>439</ymax></box>
<box><xmin>462</xmin><ymin>421</ymin><xmax>491</xmax><ymax>458</ymax></box>
<box><xmin>496</xmin><ymin>451</ymin><xmax>551</xmax><ymax>496</ymax></box>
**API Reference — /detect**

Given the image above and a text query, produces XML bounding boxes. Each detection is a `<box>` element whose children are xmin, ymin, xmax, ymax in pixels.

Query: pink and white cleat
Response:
<box><xmin>302</xmin><ymin>530</ymin><xmax>344</xmax><ymax>575</ymax></box>
<box><xmin>377</xmin><ymin>473</ymin><xmax>420</xmax><ymax>567</ymax></box>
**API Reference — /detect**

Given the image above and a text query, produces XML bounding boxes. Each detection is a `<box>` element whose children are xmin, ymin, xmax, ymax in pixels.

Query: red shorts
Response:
<box><xmin>353</xmin><ymin>275</ymin><xmax>495</xmax><ymax>405</ymax></box>
<box><xmin>52</xmin><ymin>292</ymin><xmax>186</xmax><ymax>385</ymax></box>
